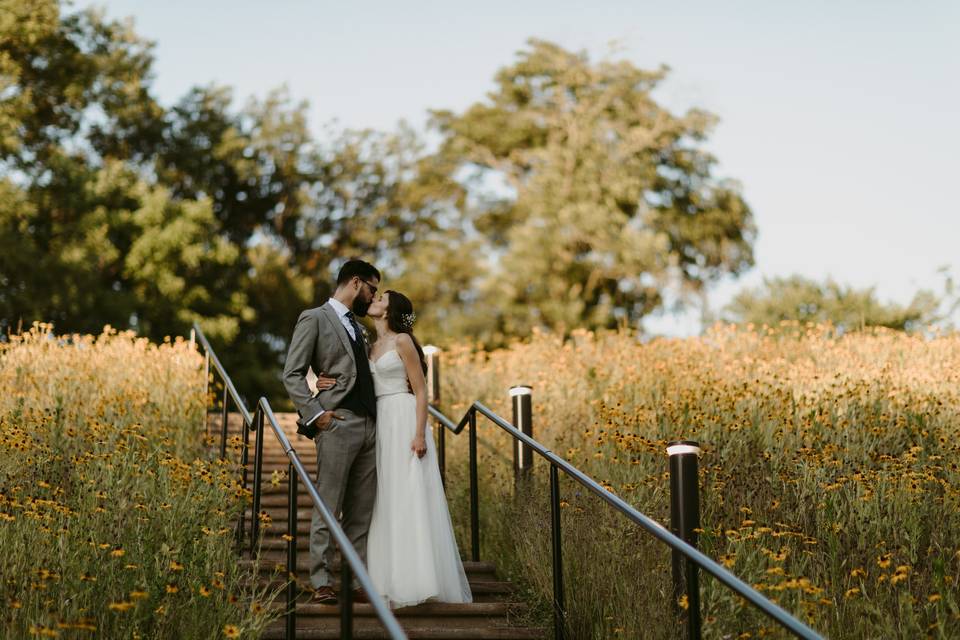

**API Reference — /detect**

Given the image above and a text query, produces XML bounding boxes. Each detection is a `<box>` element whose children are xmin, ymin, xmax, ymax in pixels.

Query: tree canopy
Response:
<box><xmin>430</xmin><ymin>39</ymin><xmax>755</xmax><ymax>339</ymax></box>
<box><xmin>723</xmin><ymin>275</ymin><xmax>941</xmax><ymax>331</ymax></box>
<box><xmin>1</xmin><ymin>3</ymin><xmax>758</xmax><ymax>404</ymax></box>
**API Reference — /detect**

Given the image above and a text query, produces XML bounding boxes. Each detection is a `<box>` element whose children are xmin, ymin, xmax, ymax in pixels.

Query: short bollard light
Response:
<box><xmin>667</xmin><ymin>440</ymin><xmax>703</xmax><ymax>640</ymax></box>
<box><xmin>510</xmin><ymin>385</ymin><xmax>533</xmax><ymax>484</ymax></box>
<box><xmin>424</xmin><ymin>345</ymin><xmax>444</xmax><ymax>484</ymax></box>
<box><xmin>423</xmin><ymin>345</ymin><xmax>441</xmax><ymax>405</ymax></box>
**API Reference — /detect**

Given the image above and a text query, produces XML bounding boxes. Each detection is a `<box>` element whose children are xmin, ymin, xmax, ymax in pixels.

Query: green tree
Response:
<box><xmin>723</xmin><ymin>275</ymin><xmax>941</xmax><ymax>331</ymax></box>
<box><xmin>0</xmin><ymin>1</ymin><xmax>302</xmax><ymax>400</ymax></box>
<box><xmin>0</xmin><ymin>0</ymin><xmax>467</xmax><ymax>403</ymax></box>
<box><xmin>2</xmin><ymin>6</ymin><xmax>763</xmax><ymax>404</ymax></box>
<box><xmin>428</xmin><ymin>39</ymin><xmax>755</xmax><ymax>338</ymax></box>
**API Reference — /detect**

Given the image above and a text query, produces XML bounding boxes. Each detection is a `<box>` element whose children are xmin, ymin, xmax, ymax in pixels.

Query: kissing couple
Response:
<box><xmin>282</xmin><ymin>259</ymin><xmax>472</xmax><ymax>608</ymax></box>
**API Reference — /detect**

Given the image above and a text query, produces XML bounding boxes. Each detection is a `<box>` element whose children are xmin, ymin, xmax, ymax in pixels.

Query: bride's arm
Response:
<box><xmin>396</xmin><ymin>333</ymin><xmax>428</xmax><ymax>458</ymax></box>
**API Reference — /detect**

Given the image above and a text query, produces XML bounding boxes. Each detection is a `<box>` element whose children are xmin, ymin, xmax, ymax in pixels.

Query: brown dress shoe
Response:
<box><xmin>310</xmin><ymin>585</ymin><xmax>338</xmax><ymax>605</ymax></box>
<box><xmin>351</xmin><ymin>587</ymin><xmax>368</xmax><ymax>604</ymax></box>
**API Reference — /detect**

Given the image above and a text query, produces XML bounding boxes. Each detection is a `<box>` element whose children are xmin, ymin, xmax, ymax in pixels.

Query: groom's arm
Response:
<box><xmin>283</xmin><ymin>310</ymin><xmax>326</xmax><ymax>424</ymax></box>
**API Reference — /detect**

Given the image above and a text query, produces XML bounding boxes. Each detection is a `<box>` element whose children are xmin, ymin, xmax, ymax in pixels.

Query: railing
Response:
<box><xmin>426</xmin><ymin>390</ymin><xmax>825</xmax><ymax>640</ymax></box>
<box><xmin>192</xmin><ymin>324</ymin><xmax>407</xmax><ymax>640</ymax></box>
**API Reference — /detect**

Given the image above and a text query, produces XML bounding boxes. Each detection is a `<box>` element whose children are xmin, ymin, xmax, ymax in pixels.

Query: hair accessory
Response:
<box><xmin>399</xmin><ymin>312</ymin><xmax>417</xmax><ymax>330</ymax></box>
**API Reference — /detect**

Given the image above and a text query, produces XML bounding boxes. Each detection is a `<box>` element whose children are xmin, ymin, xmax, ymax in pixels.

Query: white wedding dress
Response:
<box><xmin>366</xmin><ymin>346</ymin><xmax>473</xmax><ymax>608</ymax></box>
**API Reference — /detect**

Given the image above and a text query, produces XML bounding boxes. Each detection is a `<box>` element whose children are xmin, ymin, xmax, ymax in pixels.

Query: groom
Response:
<box><xmin>282</xmin><ymin>259</ymin><xmax>381</xmax><ymax>605</ymax></box>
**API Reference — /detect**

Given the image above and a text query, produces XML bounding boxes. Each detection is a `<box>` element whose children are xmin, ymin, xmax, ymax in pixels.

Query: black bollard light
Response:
<box><xmin>668</xmin><ymin>440</ymin><xmax>702</xmax><ymax>640</ymax></box>
<box><xmin>510</xmin><ymin>385</ymin><xmax>533</xmax><ymax>485</ymax></box>
<box><xmin>424</xmin><ymin>345</ymin><xmax>444</xmax><ymax>484</ymax></box>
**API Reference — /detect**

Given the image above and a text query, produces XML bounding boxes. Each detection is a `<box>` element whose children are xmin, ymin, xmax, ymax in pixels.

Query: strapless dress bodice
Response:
<box><xmin>370</xmin><ymin>349</ymin><xmax>411</xmax><ymax>398</ymax></box>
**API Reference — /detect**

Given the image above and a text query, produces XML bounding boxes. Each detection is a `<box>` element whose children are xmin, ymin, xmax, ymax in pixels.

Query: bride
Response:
<box><xmin>315</xmin><ymin>289</ymin><xmax>472</xmax><ymax>608</ymax></box>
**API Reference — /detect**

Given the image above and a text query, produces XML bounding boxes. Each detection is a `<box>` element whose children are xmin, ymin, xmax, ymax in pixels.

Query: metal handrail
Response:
<box><xmin>427</xmin><ymin>401</ymin><xmax>824</xmax><ymax>640</ymax></box>
<box><xmin>192</xmin><ymin>324</ymin><xmax>407</xmax><ymax>640</ymax></box>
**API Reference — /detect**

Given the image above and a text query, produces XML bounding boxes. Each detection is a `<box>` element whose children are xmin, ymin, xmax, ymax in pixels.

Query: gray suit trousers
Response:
<box><xmin>309</xmin><ymin>407</ymin><xmax>377</xmax><ymax>589</ymax></box>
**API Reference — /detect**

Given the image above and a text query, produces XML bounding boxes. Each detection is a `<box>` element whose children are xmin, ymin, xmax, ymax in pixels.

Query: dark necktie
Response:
<box><xmin>344</xmin><ymin>311</ymin><xmax>361</xmax><ymax>343</ymax></box>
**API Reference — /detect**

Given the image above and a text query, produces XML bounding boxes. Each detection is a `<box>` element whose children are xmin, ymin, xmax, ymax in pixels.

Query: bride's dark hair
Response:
<box><xmin>384</xmin><ymin>290</ymin><xmax>427</xmax><ymax>375</ymax></box>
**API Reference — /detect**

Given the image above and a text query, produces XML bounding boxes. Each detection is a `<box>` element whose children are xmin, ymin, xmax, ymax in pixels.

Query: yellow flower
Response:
<box><xmin>928</xmin><ymin>594</ymin><xmax>941</xmax><ymax>603</ymax></box>
<box><xmin>165</xmin><ymin>584</ymin><xmax>179</xmax><ymax>594</ymax></box>
<box><xmin>850</xmin><ymin>568</ymin><xmax>866</xmax><ymax>578</ymax></box>
<box><xmin>110</xmin><ymin>548</ymin><xmax>125</xmax><ymax>558</ymax></box>
<box><xmin>198</xmin><ymin>585</ymin><xmax>211</xmax><ymax>597</ymax></box>
<box><xmin>223</xmin><ymin>624</ymin><xmax>241</xmax><ymax>638</ymax></box>
<box><xmin>28</xmin><ymin>625</ymin><xmax>59</xmax><ymax>637</ymax></box>
<box><xmin>130</xmin><ymin>590</ymin><xmax>148</xmax><ymax>600</ymax></box>
<box><xmin>169</xmin><ymin>561</ymin><xmax>183</xmax><ymax>572</ymax></box>
<box><xmin>108</xmin><ymin>601</ymin><xmax>135</xmax><ymax>612</ymax></box>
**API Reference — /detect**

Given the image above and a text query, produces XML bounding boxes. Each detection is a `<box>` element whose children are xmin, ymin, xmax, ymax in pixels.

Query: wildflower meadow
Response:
<box><xmin>3</xmin><ymin>321</ymin><xmax>958</xmax><ymax>638</ymax></box>
<box><xmin>0</xmin><ymin>324</ymin><xmax>274</xmax><ymax>639</ymax></box>
<box><xmin>439</xmin><ymin>324</ymin><xmax>960</xmax><ymax>639</ymax></box>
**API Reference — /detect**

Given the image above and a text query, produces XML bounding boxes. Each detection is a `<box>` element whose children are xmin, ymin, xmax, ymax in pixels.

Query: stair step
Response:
<box><xmin>263</xmin><ymin>602</ymin><xmax>524</xmax><ymax>629</ymax></box>
<box><xmin>244</xmin><ymin>556</ymin><xmax>497</xmax><ymax>578</ymax></box>
<box><xmin>244</xmin><ymin>507</ymin><xmax>314</xmax><ymax>521</ymax></box>
<box><xmin>285</xmin><ymin>602</ymin><xmax>519</xmax><ymax>618</ymax></box>
<box><xmin>254</xmin><ymin>580</ymin><xmax>516</xmax><ymax>604</ymax></box>
<box><xmin>258</xmin><ymin>494</ymin><xmax>317</xmax><ymax>508</ymax></box>
<box><xmin>260</xmin><ymin>625</ymin><xmax>547</xmax><ymax>639</ymax></box>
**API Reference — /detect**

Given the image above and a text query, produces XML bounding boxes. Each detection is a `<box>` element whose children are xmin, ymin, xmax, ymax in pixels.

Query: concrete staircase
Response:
<box><xmin>219</xmin><ymin>413</ymin><xmax>545</xmax><ymax>640</ymax></box>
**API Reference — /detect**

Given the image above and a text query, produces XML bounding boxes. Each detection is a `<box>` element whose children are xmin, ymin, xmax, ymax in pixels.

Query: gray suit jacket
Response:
<box><xmin>282</xmin><ymin>301</ymin><xmax>367</xmax><ymax>424</ymax></box>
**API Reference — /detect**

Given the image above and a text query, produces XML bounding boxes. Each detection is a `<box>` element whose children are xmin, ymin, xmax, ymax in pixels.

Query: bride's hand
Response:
<box><xmin>314</xmin><ymin>372</ymin><xmax>336</xmax><ymax>390</ymax></box>
<box><xmin>411</xmin><ymin>435</ymin><xmax>427</xmax><ymax>459</ymax></box>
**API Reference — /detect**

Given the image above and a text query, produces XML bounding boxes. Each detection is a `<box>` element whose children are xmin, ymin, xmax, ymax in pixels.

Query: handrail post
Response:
<box><xmin>468</xmin><ymin>407</ymin><xmax>480</xmax><ymax>562</ymax></box>
<box><xmin>549</xmin><ymin>463</ymin><xmax>566</xmax><ymax>640</ymax></box>
<box><xmin>668</xmin><ymin>440</ymin><xmax>702</xmax><ymax>640</ymax></box>
<box><xmin>219</xmin><ymin>384</ymin><xmax>229</xmax><ymax>460</ymax></box>
<box><xmin>250</xmin><ymin>407</ymin><xmax>265</xmax><ymax>558</ymax></box>
<box><xmin>286</xmin><ymin>460</ymin><xmax>298</xmax><ymax>640</ymax></box>
<box><xmin>510</xmin><ymin>385</ymin><xmax>533</xmax><ymax>487</ymax></box>
<box><xmin>204</xmin><ymin>350</ymin><xmax>210</xmax><ymax>406</ymax></box>
<box><xmin>237</xmin><ymin>403</ymin><xmax>251</xmax><ymax>550</ymax></box>
<box><xmin>341</xmin><ymin>559</ymin><xmax>354</xmax><ymax>639</ymax></box>
<box><xmin>424</xmin><ymin>345</ymin><xmax>444</xmax><ymax>486</ymax></box>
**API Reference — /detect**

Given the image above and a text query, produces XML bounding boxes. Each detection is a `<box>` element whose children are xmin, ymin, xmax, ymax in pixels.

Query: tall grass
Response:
<box><xmin>438</xmin><ymin>324</ymin><xmax>960</xmax><ymax>639</ymax></box>
<box><xmin>0</xmin><ymin>324</ymin><xmax>273</xmax><ymax>639</ymax></box>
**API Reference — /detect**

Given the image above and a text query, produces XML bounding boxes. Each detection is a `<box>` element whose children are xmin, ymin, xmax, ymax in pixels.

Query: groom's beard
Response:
<box><xmin>352</xmin><ymin>297</ymin><xmax>371</xmax><ymax>317</ymax></box>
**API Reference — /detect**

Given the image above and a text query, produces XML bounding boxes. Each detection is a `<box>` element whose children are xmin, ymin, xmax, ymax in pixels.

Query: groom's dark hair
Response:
<box><xmin>336</xmin><ymin>259</ymin><xmax>381</xmax><ymax>286</ymax></box>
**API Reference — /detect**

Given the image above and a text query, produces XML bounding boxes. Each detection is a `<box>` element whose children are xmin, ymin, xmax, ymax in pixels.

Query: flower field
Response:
<box><xmin>0</xmin><ymin>325</ymin><xmax>272</xmax><ymax>639</ymax></box>
<box><xmin>438</xmin><ymin>324</ymin><xmax>960</xmax><ymax>639</ymax></box>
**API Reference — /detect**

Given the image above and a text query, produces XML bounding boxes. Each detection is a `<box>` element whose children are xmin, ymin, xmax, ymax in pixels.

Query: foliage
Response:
<box><xmin>724</xmin><ymin>275</ymin><xmax>941</xmax><ymax>331</ymax></box>
<box><xmin>438</xmin><ymin>325</ymin><xmax>960</xmax><ymax>639</ymax></box>
<box><xmin>1</xmin><ymin>4</ymin><xmax>757</xmax><ymax>406</ymax></box>
<box><xmin>0</xmin><ymin>324</ymin><xmax>274</xmax><ymax>638</ymax></box>
<box><xmin>429</xmin><ymin>39</ymin><xmax>755</xmax><ymax>339</ymax></box>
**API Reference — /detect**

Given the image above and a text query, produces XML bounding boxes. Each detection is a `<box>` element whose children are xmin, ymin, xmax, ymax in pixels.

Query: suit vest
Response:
<box><xmin>338</xmin><ymin>329</ymin><xmax>377</xmax><ymax>417</ymax></box>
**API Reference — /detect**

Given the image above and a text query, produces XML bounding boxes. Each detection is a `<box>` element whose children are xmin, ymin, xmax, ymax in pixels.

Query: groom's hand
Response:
<box><xmin>315</xmin><ymin>372</ymin><xmax>337</xmax><ymax>390</ymax></box>
<box><xmin>316</xmin><ymin>411</ymin><xmax>345</xmax><ymax>432</ymax></box>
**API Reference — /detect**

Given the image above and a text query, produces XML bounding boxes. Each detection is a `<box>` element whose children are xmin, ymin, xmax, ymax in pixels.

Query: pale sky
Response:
<box><xmin>75</xmin><ymin>0</ymin><xmax>960</xmax><ymax>334</ymax></box>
